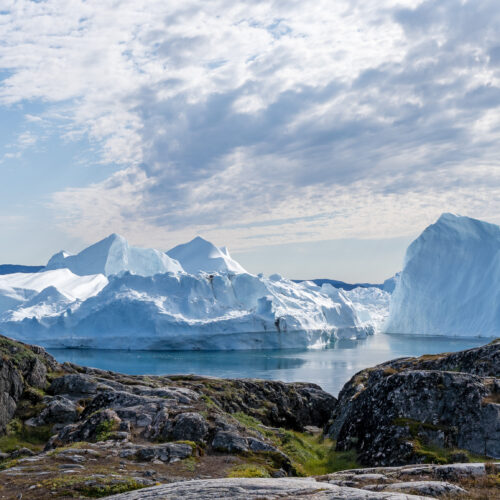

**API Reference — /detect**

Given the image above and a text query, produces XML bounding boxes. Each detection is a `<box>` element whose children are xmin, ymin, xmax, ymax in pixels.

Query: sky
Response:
<box><xmin>1</xmin><ymin>0</ymin><xmax>500</xmax><ymax>282</ymax></box>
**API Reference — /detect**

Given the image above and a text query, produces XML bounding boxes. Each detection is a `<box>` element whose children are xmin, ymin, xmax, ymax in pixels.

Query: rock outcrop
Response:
<box><xmin>1</xmin><ymin>334</ymin><xmax>500</xmax><ymax>499</ymax></box>
<box><xmin>0</xmin><ymin>336</ymin><xmax>58</xmax><ymax>433</ymax></box>
<box><xmin>104</xmin><ymin>477</ymin><xmax>432</xmax><ymax>499</ymax></box>
<box><xmin>0</xmin><ymin>334</ymin><xmax>335</xmax><ymax>492</ymax></box>
<box><xmin>327</xmin><ymin>340</ymin><xmax>500</xmax><ymax>466</ymax></box>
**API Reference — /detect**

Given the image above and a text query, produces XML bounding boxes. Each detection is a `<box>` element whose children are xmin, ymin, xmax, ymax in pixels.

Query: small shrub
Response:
<box><xmin>95</xmin><ymin>420</ymin><xmax>117</xmax><ymax>442</ymax></box>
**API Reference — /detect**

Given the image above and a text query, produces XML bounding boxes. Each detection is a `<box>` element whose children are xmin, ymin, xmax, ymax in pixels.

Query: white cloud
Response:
<box><xmin>1</xmin><ymin>0</ymin><xmax>500</xmax><ymax>250</ymax></box>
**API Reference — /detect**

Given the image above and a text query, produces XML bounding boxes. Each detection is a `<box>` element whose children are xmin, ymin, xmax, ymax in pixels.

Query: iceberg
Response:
<box><xmin>46</xmin><ymin>233</ymin><xmax>183</xmax><ymax>277</ymax></box>
<box><xmin>343</xmin><ymin>286</ymin><xmax>391</xmax><ymax>332</ymax></box>
<box><xmin>381</xmin><ymin>273</ymin><xmax>400</xmax><ymax>293</ymax></box>
<box><xmin>385</xmin><ymin>213</ymin><xmax>500</xmax><ymax>337</ymax></box>
<box><xmin>0</xmin><ymin>236</ymin><xmax>371</xmax><ymax>350</ymax></box>
<box><xmin>167</xmin><ymin>236</ymin><xmax>247</xmax><ymax>274</ymax></box>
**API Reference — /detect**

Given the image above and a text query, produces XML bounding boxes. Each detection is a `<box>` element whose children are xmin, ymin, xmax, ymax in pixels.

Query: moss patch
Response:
<box><xmin>279</xmin><ymin>430</ymin><xmax>358</xmax><ymax>475</ymax></box>
<box><xmin>411</xmin><ymin>440</ymin><xmax>492</xmax><ymax>465</ymax></box>
<box><xmin>95</xmin><ymin>419</ymin><xmax>119</xmax><ymax>442</ymax></box>
<box><xmin>227</xmin><ymin>464</ymin><xmax>271</xmax><ymax>478</ymax></box>
<box><xmin>0</xmin><ymin>337</ymin><xmax>38</xmax><ymax>369</ymax></box>
<box><xmin>0</xmin><ymin>419</ymin><xmax>52</xmax><ymax>453</ymax></box>
<box><xmin>231</xmin><ymin>412</ymin><xmax>359</xmax><ymax>475</ymax></box>
<box><xmin>41</xmin><ymin>474</ymin><xmax>148</xmax><ymax>498</ymax></box>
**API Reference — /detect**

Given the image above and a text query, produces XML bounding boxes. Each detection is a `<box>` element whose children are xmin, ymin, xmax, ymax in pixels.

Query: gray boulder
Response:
<box><xmin>52</xmin><ymin>408</ymin><xmax>121</xmax><ymax>445</ymax></box>
<box><xmin>27</xmin><ymin>396</ymin><xmax>78</xmax><ymax>427</ymax></box>
<box><xmin>165</xmin><ymin>412</ymin><xmax>208</xmax><ymax>443</ymax></box>
<box><xmin>211</xmin><ymin>430</ymin><xmax>249</xmax><ymax>453</ymax></box>
<box><xmin>50</xmin><ymin>374</ymin><xmax>98</xmax><ymax>397</ymax></box>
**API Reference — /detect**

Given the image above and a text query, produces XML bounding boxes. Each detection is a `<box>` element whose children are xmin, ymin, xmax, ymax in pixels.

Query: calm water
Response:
<box><xmin>47</xmin><ymin>334</ymin><xmax>489</xmax><ymax>396</ymax></box>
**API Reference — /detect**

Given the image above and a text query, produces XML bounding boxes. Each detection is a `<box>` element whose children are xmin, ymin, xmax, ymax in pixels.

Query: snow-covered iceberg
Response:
<box><xmin>46</xmin><ymin>233</ymin><xmax>183</xmax><ymax>276</ymax></box>
<box><xmin>167</xmin><ymin>236</ymin><xmax>247</xmax><ymax>274</ymax></box>
<box><xmin>385</xmin><ymin>213</ymin><xmax>500</xmax><ymax>337</ymax></box>
<box><xmin>0</xmin><ymin>236</ymin><xmax>371</xmax><ymax>350</ymax></box>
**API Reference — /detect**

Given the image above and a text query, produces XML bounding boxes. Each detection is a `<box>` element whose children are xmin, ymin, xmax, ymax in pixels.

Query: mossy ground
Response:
<box><xmin>231</xmin><ymin>412</ymin><xmax>359</xmax><ymax>476</ymax></box>
<box><xmin>41</xmin><ymin>474</ymin><xmax>149</xmax><ymax>498</ymax></box>
<box><xmin>411</xmin><ymin>440</ymin><xmax>492</xmax><ymax>465</ymax></box>
<box><xmin>0</xmin><ymin>336</ymin><xmax>38</xmax><ymax>368</ymax></box>
<box><xmin>0</xmin><ymin>442</ymin><xmax>256</xmax><ymax>499</ymax></box>
<box><xmin>0</xmin><ymin>418</ymin><xmax>52</xmax><ymax>454</ymax></box>
<box><xmin>227</xmin><ymin>464</ymin><xmax>271</xmax><ymax>478</ymax></box>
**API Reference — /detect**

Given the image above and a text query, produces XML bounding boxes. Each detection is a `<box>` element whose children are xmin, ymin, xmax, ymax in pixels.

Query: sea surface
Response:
<box><xmin>47</xmin><ymin>334</ymin><xmax>490</xmax><ymax>396</ymax></box>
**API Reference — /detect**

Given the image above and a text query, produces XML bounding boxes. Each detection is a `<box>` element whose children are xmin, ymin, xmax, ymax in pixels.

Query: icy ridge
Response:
<box><xmin>46</xmin><ymin>234</ymin><xmax>183</xmax><ymax>277</ymax></box>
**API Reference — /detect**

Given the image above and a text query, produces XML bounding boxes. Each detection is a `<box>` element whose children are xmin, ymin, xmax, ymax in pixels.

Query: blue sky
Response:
<box><xmin>1</xmin><ymin>0</ymin><xmax>500</xmax><ymax>281</ymax></box>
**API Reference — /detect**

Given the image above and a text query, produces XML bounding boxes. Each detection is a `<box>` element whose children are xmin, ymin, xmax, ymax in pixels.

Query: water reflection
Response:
<box><xmin>48</xmin><ymin>334</ymin><xmax>489</xmax><ymax>396</ymax></box>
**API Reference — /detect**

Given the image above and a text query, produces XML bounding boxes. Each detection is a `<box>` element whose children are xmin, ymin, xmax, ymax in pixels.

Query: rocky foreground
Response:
<box><xmin>0</xmin><ymin>335</ymin><xmax>498</xmax><ymax>499</ymax></box>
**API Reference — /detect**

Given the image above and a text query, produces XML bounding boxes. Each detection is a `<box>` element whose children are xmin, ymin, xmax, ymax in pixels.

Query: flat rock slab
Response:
<box><xmin>321</xmin><ymin>462</ymin><xmax>500</xmax><ymax>482</ymax></box>
<box><xmin>105</xmin><ymin>477</ymin><xmax>433</xmax><ymax>499</ymax></box>
<box><xmin>366</xmin><ymin>481</ymin><xmax>467</xmax><ymax>497</ymax></box>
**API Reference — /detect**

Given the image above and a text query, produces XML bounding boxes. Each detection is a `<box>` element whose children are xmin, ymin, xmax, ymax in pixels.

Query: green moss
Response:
<box><xmin>95</xmin><ymin>419</ymin><xmax>118</xmax><ymax>442</ymax></box>
<box><xmin>231</xmin><ymin>413</ymin><xmax>359</xmax><ymax>475</ymax></box>
<box><xmin>227</xmin><ymin>464</ymin><xmax>271</xmax><ymax>478</ymax></box>
<box><xmin>182</xmin><ymin>456</ymin><xmax>197</xmax><ymax>472</ymax></box>
<box><xmin>14</xmin><ymin>398</ymin><xmax>46</xmax><ymax>421</ymax></box>
<box><xmin>279</xmin><ymin>430</ymin><xmax>358</xmax><ymax>475</ymax></box>
<box><xmin>23</xmin><ymin>386</ymin><xmax>46</xmax><ymax>401</ymax></box>
<box><xmin>41</xmin><ymin>474</ymin><xmax>147</xmax><ymax>498</ymax></box>
<box><xmin>174</xmin><ymin>440</ymin><xmax>198</xmax><ymax>451</ymax></box>
<box><xmin>231</xmin><ymin>412</ymin><xmax>278</xmax><ymax>444</ymax></box>
<box><xmin>200</xmin><ymin>394</ymin><xmax>219</xmax><ymax>409</ymax></box>
<box><xmin>0</xmin><ymin>459</ymin><xmax>18</xmax><ymax>471</ymax></box>
<box><xmin>410</xmin><ymin>440</ymin><xmax>448</xmax><ymax>464</ymax></box>
<box><xmin>411</xmin><ymin>440</ymin><xmax>492</xmax><ymax>465</ymax></box>
<box><xmin>0</xmin><ymin>337</ymin><xmax>40</xmax><ymax>371</ymax></box>
<box><xmin>0</xmin><ymin>419</ymin><xmax>52</xmax><ymax>453</ymax></box>
<box><xmin>80</xmin><ymin>480</ymin><xmax>146</xmax><ymax>498</ymax></box>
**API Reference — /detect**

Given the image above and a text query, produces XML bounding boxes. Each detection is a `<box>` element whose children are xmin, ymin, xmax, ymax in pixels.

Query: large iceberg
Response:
<box><xmin>0</xmin><ymin>236</ymin><xmax>371</xmax><ymax>350</ymax></box>
<box><xmin>46</xmin><ymin>233</ymin><xmax>183</xmax><ymax>276</ymax></box>
<box><xmin>385</xmin><ymin>213</ymin><xmax>500</xmax><ymax>337</ymax></box>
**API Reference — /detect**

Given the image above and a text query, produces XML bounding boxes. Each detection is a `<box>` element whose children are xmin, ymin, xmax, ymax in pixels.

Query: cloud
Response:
<box><xmin>1</xmin><ymin>0</ymin><xmax>500</xmax><ymax>250</ymax></box>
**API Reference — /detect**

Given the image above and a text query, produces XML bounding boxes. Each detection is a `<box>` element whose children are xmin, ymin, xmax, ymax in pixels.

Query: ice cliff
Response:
<box><xmin>385</xmin><ymin>213</ymin><xmax>500</xmax><ymax>337</ymax></box>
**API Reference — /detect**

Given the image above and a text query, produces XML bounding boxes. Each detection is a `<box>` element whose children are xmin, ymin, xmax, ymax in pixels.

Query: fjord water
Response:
<box><xmin>47</xmin><ymin>334</ymin><xmax>488</xmax><ymax>396</ymax></box>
